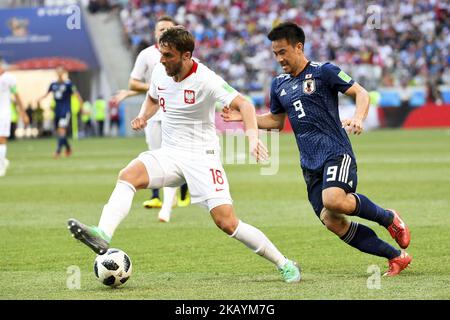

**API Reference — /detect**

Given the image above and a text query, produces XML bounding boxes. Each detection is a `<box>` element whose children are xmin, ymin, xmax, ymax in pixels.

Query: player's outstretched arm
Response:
<box><xmin>221</xmin><ymin>106</ymin><xmax>286</xmax><ymax>131</ymax></box>
<box><xmin>129</xmin><ymin>78</ymin><xmax>150</xmax><ymax>93</ymax></box>
<box><xmin>341</xmin><ymin>83</ymin><xmax>370</xmax><ymax>135</ymax></box>
<box><xmin>229</xmin><ymin>95</ymin><xmax>269</xmax><ymax>162</ymax></box>
<box><xmin>131</xmin><ymin>94</ymin><xmax>159</xmax><ymax>131</ymax></box>
<box><xmin>255</xmin><ymin>112</ymin><xmax>286</xmax><ymax>130</ymax></box>
<box><xmin>110</xmin><ymin>89</ymin><xmax>140</xmax><ymax>106</ymax></box>
<box><xmin>37</xmin><ymin>91</ymin><xmax>50</xmax><ymax>103</ymax></box>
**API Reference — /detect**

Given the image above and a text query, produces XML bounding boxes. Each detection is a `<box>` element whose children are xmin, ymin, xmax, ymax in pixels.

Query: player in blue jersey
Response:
<box><xmin>38</xmin><ymin>66</ymin><xmax>83</xmax><ymax>158</ymax></box>
<box><xmin>222</xmin><ymin>22</ymin><xmax>412</xmax><ymax>277</ymax></box>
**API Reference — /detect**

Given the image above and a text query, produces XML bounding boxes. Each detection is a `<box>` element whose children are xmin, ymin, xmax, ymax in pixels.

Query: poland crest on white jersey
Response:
<box><xmin>149</xmin><ymin>60</ymin><xmax>239</xmax><ymax>153</ymax></box>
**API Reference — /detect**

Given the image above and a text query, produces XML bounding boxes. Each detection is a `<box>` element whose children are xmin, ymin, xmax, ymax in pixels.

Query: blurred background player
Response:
<box><xmin>81</xmin><ymin>100</ymin><xmax>94</xmax><ymax>138</ymax></box>
<box><xmin>111</xmin><ymin>15</ymin><xmax>190</xmax><ymax>222</ymax></box>
<box><xmin>0</xmin><ymin>58</ymin><xmax>29</xmax><ymax>177</ymax></box>
<box><xmin>38</xmin><ymin>66</ymin><xmax>84</xmax><ymax>159</ymax></box>
<box><xmin>93</xmin><ymin>95</ymin><xmax>106</xmax><ymax>137</ymax></box>
<box><xmin>223</xmin><ymin>22</ymin><xmax>412</xmax><ymax>277</ymax></box>
<box><xmin>68</xmin><ymin>26</ymin><xmax>300</xmax><ymax>283</ymax></box>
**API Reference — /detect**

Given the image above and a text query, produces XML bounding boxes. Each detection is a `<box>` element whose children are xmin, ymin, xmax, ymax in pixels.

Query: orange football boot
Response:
<box><xmin>387</xmin><ymin>209</ymin><xmax>411</xmax><ymax>249</ymax></box>
<box><xmin>383</xmin><ymin>250</ymin><xmax>412</xmax><ymax>276</ymax></box>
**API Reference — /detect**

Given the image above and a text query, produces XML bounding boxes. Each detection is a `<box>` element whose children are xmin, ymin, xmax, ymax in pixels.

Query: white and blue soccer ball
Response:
<box><xmin>94</xmin><ymin>248</ymin><xmax>132</xmax><ymax>287</ymax></box>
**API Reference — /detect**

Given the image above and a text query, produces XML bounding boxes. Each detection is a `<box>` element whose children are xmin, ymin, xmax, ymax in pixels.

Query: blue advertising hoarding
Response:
<box><xmin>0</xmin><ymin>5</ymin><xmax>99</xmax><ymax>71</ymax></box>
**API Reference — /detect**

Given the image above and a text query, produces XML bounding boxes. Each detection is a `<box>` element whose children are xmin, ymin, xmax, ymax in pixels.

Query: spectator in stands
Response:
<box><xmin>115</xmin><ymin>0</ymin><xmax>448</xmax><ymax>100</ymax></box>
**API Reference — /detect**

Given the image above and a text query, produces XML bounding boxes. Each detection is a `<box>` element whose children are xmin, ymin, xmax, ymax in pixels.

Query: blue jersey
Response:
<box><xmin>270</xmin><ymin>61</ymin><xmax>355</xmax><ymax>171</ymax></box>
<box><xmin>48</xmin><ymin>81</ymin><xmax>73</xmax><ymax>118</ymax></box>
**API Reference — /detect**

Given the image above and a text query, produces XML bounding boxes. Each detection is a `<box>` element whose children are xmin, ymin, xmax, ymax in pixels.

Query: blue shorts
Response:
<box><xmin>54</xmin><ymin>112</ymin><xmax>71</xmax><ymax>129</ymax></box>
<box><xmin>302</xmin><ymin>154</ymin><xmax>358</xmax><ymax>218</ymax></box>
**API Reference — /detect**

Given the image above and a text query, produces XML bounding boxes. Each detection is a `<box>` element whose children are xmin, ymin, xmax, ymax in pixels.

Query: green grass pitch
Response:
<box><xmin>1</xmin><ymin>129</ymin><xmax>449</xmax><ymax>299</ymax></box>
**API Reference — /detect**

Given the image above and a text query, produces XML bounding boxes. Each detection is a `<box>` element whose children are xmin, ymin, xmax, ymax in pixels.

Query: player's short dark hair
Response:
<box><xmin>267</xmin><ymin>22</ymin><xmax>305</xmax><ymax>47</ymax></box>
<box><xmin>156</xmin><ymin>15</ymin><xmax>177</xmax><ymax>25</ymax></box>
<box><xmin>159</xmin><ymin>26</ymin><xmax>195</xmax><ymax>56</ymax></box>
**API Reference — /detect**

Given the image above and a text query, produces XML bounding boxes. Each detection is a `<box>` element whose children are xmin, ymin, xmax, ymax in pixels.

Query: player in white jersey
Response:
<box><xmin>111</xmin><ymin>16</ymin><xmax>189</xmax><ymax>222</ymax></box>
<box><xmin>0</xmin><ymin>58</ymin><xmax>29</xmax><ymax>177</ymax></box>
<box><xmin>67</xmin><ymin>27</ymin><xmax>301</xmax><ymax>283</ymax></box>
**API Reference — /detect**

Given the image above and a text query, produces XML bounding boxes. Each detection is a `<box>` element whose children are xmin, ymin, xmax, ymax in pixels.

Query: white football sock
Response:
<box><xmin>0</xmin><ymin>144</ymin><xmax>6</xmax><ymax>163</ymax></box>
<box><xmin>98</xmin><ymin>180</ymin><xmax>136</xmax><ymax>238</ymax></box>
<box><xmin>162</xmin><ymin>187</ymin><xmax>177</xmax><ymax>211</ymax></box>
<box><xmin>158</xmin><ymin>187</ymin><xmax>177</xmax><ymax>222</ymax></box>
<box><xmin>230</xmin><ymin>220</ymin><xmax>288</xmax><ymax>268</ymax></box>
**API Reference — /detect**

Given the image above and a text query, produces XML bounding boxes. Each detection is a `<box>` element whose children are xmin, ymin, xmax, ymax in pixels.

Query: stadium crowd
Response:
<box><xmin>114</xmin><ymin>0</ymin><xmax>450</xmax><ymax>101</ymax></box>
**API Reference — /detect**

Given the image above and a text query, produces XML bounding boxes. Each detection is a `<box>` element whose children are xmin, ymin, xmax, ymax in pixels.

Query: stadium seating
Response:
<box><xmin>379</xmin><ymin>90</ymin><xmax>401</xmax><ymax>108</ymax></box>
<box><xmin>409</xmin><ymin>90</ymin><xmax>427</xmax><ymax>108</ymax></box>
<box><xmin>112</xmin><ymin>0</ymin><xmax>449</xmax><ymax>104</ymax></box>
<box><xmin>440</xmin><ymin>86</ymin><xmax>450</xmax><ymax>104</ymax></box>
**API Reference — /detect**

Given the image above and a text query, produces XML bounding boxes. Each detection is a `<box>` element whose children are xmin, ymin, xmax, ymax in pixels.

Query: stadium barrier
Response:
<box><xmin>403</xmin><ymin>103</ymin><xmax>450</xmax><ymax>128</ymax></box>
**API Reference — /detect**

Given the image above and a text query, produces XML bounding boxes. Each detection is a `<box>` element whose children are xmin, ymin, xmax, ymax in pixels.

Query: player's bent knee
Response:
<box><xmin>215</xmin><ymin>219</ymin><xmax>238</xmax><ymax>235</ymax></box>
<box><xmin>117</xmin><ymin>161</ymin><xmax>149</xmax><ymax>190</ymax></box>
<box><xmin>210</xmin><ymin>205</ymin><xmax>239</xmax><ymax>235</ymax></box>
<box><xmin>322</xmin><ymin>190</ymin><xmax>347</xmax><ymax>213</ymax></box>
<box><xmin>321</xmin><ymin>211</ymin><xmax>348</xmax><ymax>236</ymax></box>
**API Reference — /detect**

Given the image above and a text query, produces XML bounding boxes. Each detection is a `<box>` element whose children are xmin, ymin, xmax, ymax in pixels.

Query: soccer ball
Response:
<box><xmin>94</xmin><ymin>248</ymin><xmax>132</xmax><ymax>287</ymax></box>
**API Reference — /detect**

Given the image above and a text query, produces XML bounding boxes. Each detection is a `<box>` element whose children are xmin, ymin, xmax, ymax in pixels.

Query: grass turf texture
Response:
<box><xmin>1</xmin><ymin>129</ymin><xmax>449</xmax><ymax>299</ymax></box>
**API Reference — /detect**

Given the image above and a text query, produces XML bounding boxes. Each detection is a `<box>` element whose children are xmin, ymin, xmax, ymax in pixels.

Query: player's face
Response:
<box><xmin>56</xmin><ymin>67</ymin><xmax>65</xmax><ymax>80</ymax></box>
<box><xmin>159</xmin><ymin>44</ymin><xmax>185</xmax><ymax>77</ymax></box>
<box><xmin>272</xmin><ymin>39</ymin><xmax>303</xmax><ymax>75</ymax></box>
<box><xmin>154</xmin><ymin>21</ymin><xmax>175</xmax><ymax>42</ymax></box>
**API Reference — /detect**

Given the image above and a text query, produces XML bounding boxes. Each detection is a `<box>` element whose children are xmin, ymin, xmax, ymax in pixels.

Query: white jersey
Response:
<box><xmin>0</xmin><ymin>72</ymin><xmax>16</xmax><ymax>120</ymax></box>
<box><xmin>149</xmin><ymin>60</ymin><xmax>239</xmax><ymax>153</ymax></box>
<box><xmin>130</xmin><ymin>45</ymin><xmax>162</xmax><ymax>121</ymax></box>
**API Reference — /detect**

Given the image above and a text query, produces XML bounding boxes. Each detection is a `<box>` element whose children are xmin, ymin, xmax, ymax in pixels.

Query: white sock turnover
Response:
<box><xmin>230</xmin><ymin>220</ymin><xmax>288</xmax><ymax>268</ymax></box>
<box><xmin>98</xmin><ymin>180</ymin><xmax>136</xmax><ymax>239</ymax></box>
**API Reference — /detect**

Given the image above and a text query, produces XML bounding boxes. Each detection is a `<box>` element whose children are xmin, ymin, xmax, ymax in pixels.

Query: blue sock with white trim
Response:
<box><xmin>352</xmin><ymin>193</ymin><xmax>394</xmax><ymax>228</ymax></box>
<box><xmin>56</xmin><ymin>136</ymin><xmax>64</xmax><ymax>154</ymax></box>
<box><xmin>63</xmin><ymin>137</ymin><xmax>71</xmax><ymax>151</ymax></box>
<box><xmin>340</xmin><ymin>222</ymin><xmax>400</xmax><ymax>259</ymax></box>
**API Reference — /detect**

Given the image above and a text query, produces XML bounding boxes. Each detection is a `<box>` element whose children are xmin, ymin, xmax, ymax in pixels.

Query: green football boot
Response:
<box><xmin>67</xmin><ymin>218</ymin><xmax>111</xmax><ymax>255</ymax></box>
<box><xmin>279</xmin><ymin>259</ymin><xmax>301</xmax><ymax>283</ymax></box>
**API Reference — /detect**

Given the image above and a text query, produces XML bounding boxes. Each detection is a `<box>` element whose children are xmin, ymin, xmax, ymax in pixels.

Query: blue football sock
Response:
<box><xmin>352</xmin><ymin>193</ymin><xmax>394</xmax><ymax>228</ymax></box>
<box><xmin>56</xmin><ymin>136</ymin><xmax>64</xmax><ymax>153</ymax></box>
<box><xmin>152</xmin><ymin>189</ymin><xmax>160</xmax><ymax>199</ymax></box>
<box><xmin>341</xmin><ymin>222</ymin><xmax>400</xmax><ymax>260</ymax></box>
<box><xmin>63</xmin><ymin>137</ymin><xmax>71</xmax><ymax>151</ymax></box>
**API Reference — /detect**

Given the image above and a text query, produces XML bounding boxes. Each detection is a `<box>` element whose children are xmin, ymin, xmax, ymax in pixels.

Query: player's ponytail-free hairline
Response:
<box><xmin>159</xmin><ymin>26</ymin><xmax>195</xmax><ymax>57</ymax></box>
<box><xmin>267</xmin><ymin>22</ymin><xmax>306</xmax><ymax>47</ymax></box>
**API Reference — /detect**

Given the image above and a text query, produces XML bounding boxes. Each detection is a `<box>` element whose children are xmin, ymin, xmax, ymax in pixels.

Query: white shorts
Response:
<box><xmin>144</xmin><ymin>120</ymin><xmax>161</xmax><ymax>150</ymax></box>
<box><xmin>0</xmin><ymin>118</ymin><xmax>11</xmax><ymax>137</ymax></box>
<box><xmin>137</xmin><ymin>147</ymin><xmax>232</xmax><ymax>210</ymax></box>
